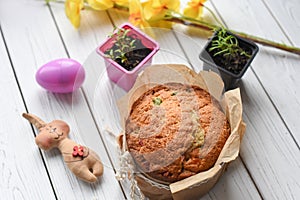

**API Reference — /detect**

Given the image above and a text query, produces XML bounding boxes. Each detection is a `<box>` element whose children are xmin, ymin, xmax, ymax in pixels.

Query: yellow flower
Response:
<box><xmin>86</xmin><ymin>0</ymin><xmax>113</xmax><ymax>10</ymax></box>
<box><xmin>65</xmin><ymin>0</ymin><xmax>84</xmax><ymax>28</ymax></box>
<box><xmin>114</xmin><ymin>0</ymin><xmax>129</xmax><ymax>7</ymax></box>
<box><xmin>129</xmin><ymin>0</ymin><xmax>150</xmax><ymax>29</ymax></box>
<box><xmin>183</xmin><ymin>0</ymin><xmax>207</xmax><ymax>19</ymax></box>
<box><xmin>86</xmin><ymin>0</ymin><xmax>129</xmax><ymax>10</ymax></box>
<box><xmin>144</xmin><ymin>0</ymin><xmax>180</xmax><ymax>21</ymax></box>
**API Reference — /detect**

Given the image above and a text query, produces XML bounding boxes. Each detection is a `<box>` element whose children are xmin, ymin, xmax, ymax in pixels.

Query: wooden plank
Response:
<box><xmin>0</xmin><ymin>27</ymin><xmax>56</xmax><ymax>199</ymax></box>
<box><xmin>210</xmin><ymin>0</ymin><xmax>300</xmax><ymax>199</ymax></box>
<box><xmin>263</xmin><ymin>0</ymin><xmax>300</xmax><ymax>46</ymax></box>
<box><xmin>210</xmin><ymin>0</ymin><xmax>300</xmax><ymax>144</ymax></box>
<box><xmin>48</xmin><ymin>3</ymin><xmax>115</xmax><ymax>63</ymax></box>
<box><xmin>48</xmin><ymin>3</ymin><xmax>132</xmax><ymax>199</ymax></box>
<box><xmin>0</xmin><ymin>0</ymin><xmax>125</xmax><ymax>199</ymax></box>
<box><xmin>254</xmin><ymin>0</ymin><xmax>300</xmax><ymax>144</ymax></box>
<box><xmin>200</xmin><ymin>158</ymin><xmax>262</xmax><ymax>200</ymax></box>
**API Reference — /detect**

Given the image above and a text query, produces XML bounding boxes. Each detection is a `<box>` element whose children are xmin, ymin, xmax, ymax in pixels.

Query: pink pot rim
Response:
<box><xmin>96</xmin><ymin>23</ymin><xmax>160</xmax><ymax>74</ymax></box>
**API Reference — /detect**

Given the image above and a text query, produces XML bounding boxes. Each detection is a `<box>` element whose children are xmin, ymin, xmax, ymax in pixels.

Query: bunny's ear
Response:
<box><xmin>22</xmin><ymin>113</ymin><xmax>46</xmax><ymax>130</ymax></box>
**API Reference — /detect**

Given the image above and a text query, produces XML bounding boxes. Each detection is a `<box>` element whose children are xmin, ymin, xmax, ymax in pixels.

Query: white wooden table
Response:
<box><xmin>0</xmin><ymin>0</ymin><xmax>299</xmax><ymax>199</ymax></box>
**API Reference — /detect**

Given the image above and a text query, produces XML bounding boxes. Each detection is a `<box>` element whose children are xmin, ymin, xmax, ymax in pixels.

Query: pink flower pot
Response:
<box><xmin>97</xmin><ymin>23</ymin><xmax>160</xmax><ymax>91</ymax></box>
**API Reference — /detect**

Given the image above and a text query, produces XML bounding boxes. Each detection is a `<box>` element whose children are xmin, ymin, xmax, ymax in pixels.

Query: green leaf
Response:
<box><xmin>152</xmin><ymin>97</ymin><xmax>162</xmax><ymax>105</ymax></box>
<box><xmin>130</xmin><ymin>40</ymin><xmax>136</xmax><ymax>47</ymax></box>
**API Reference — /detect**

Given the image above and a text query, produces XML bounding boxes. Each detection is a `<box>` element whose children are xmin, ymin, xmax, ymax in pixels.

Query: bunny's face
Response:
<box><xmin>35</xmin><ymin>120</ymin><xmax>70</xmax><ymax>150</ymax></box>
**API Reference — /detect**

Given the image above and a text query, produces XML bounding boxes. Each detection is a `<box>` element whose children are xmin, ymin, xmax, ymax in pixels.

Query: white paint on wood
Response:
<box><xmin>239</xmin><ymin>72</ymin><xmax>300</xmax><ymax>200</ymax></box>
<box><xmin>210</xmin><ymin>0</ymin><xmax>300</xmax><ymax>198</ymax></box>
<box><xmin>0</xmin><ymin>28</ymin><xmax>56</xmax><ymax>199</ymax></box>
<box><xmin>1</xmin><ymin>0</ymin><xmax>300</xmax><ymax>199</ymax></box>
<box><xmin>263</xmin><ymin>0</ymin><xmax>300</xmax><ymax>46</ymax></box>
<box><xmin>212</xmin><ymin>0</ymin><xmax>300</xmax><ymax>144</ymax></box>
<box><xmin>0</xmin><ymin>0</ymin><xmax>125</xmax><ymax>199</ymax></box>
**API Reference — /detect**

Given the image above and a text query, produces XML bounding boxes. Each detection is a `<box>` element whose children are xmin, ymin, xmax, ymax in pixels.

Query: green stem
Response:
<box><xmin>111</xmin><ymin>5</ymin><xmax>300</xmax><ymax>56</ymax></box>
<box><xmin>201</xmin><ymin>3</ymin><xmax>224</xmax><ymax>27</ymax></box>
<box><xmin>166</xmin><ymin>14</ymin><xmax>300</xmax><ymax>56</ymax></box>
<box><xmin>229</xmin><ymin>30</ymin><xmax>300</xmax><ymax>55</ymax></box>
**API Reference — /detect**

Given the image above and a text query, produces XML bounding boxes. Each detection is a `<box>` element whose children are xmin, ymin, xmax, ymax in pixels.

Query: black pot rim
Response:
<box><xmin>199</xmin><ymin>30</ymin><xmax>259</xmax><ymax>78</ymax></box>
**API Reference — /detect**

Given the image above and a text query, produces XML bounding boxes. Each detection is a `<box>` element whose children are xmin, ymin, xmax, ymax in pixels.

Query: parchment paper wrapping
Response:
<box><xmin>117</xmin><ymin>64</ymin><xmax>245</xmax><ymax>200</ymax></box>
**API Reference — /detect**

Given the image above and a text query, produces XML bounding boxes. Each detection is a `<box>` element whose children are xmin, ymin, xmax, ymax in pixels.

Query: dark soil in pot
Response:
<box><xmin>207</xmin><ymin>39</ymin><xmax>253</xmax><ymax>75</ymax></box>
<box><xmin>200</xmin><ymin>29</ymin><xmax>259</xmax><ymax>90</ymax></box>
<box><xmin>105</xmin><ymin>37</ymin><xmax>152</xmax><ymax>71</ymax></box>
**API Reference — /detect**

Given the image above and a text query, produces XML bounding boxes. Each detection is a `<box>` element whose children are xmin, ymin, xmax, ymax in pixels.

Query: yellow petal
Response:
<box><xmin>164</xmin><ymin>0</ymin><xmax>180</xmax><ymax>11</ymax></box>
<box><xmin>65</xmin><ymin>0</ymin><xmax>83</xmax><ymax>28</ymax></box>
<box><xmin>143</xmin><ymin>2</ymin><xmax>155</xmax><ymax>20</ymax></box>
<box><xmin>188</xmin><ymin>0</ymin><xmax>207</xmax><ymax>6</ymax></box>
<box><xmin>86</xmin><ymin>0</ymin><xmax>114</xmax><ymax>10</ymax></box>
<box><xmin>152</xmin><ymin>0</ymin><xmax>161</xmax><ymax>8</ymax></box>
<box><xmin>129</xmin><ymin>0</ymin><xmax>150</xmax><ymax>27</ymax></box>
<box><xmin>183</xmin><ymin>0</ymin><xmax>206</xmax><ymax>19</ymax></box>
<box><xmin>129</xmin><ymin>0</ymin><xmax>140</xmax><ymax>23</ymax></box>
<box><xmin>144</xmin><ymin>0</ymin><xmax>180</xmax><ymax>21</ymax></box>
<box><xmin>197</xmin><ymin>6</ymin><xmax>204</xmax><ymax>18</ymax></box>
<box><xmin>115</xmin><ymin>0</ymin><xmax>129</xmax><ymax>7</ymax></box>
<box><xmin>143</xmin><ymin>1</ymin><xmax>165</xmax><ymax>21</ymax></box>
<box><xmin>129</xmin><ymin>0</ymin><xmax>140</xmax><ymax>13</ymax></box>
<box><xmin>183</xmin><ymin>6</ymin><xmax>199</xmax><ymax>18</ymax></box>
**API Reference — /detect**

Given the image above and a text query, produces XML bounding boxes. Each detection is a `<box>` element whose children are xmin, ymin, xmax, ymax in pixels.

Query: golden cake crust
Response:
<box><xmin>125</xmin><ymin>83</ymin><xmax>230</xmax><ymax>183</ymax></box>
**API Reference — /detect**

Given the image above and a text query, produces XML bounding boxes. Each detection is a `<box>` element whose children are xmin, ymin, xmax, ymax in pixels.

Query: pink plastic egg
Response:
<box><xmin>36</xmin><ymin>58</ymin><xmax>85</xmax><ymax>93</ymax></box>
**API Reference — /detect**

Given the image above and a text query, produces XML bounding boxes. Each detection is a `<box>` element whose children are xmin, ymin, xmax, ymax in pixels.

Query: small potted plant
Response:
<box><xmin>97</xmin><ymin>23</ymin><xmax>160</xmax><ymax>91</ymax></box>
<box><xmin>199</xmin><ymin>28</ymin><xmax>259</xmax><ymax>90</ymax></box>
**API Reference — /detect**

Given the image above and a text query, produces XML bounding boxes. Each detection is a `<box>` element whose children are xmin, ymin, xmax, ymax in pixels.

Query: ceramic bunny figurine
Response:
<box><xmin>22</xmin><ymin>113</ymin><xmax>103</xmax><ymax>183</ymax></box>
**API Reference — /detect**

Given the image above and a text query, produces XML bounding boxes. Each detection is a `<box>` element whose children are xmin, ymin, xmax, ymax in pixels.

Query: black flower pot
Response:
<box><xmin>199</xmin><ymin>30</ymin><xmax>259</xmax><ymax>90</ymax></box>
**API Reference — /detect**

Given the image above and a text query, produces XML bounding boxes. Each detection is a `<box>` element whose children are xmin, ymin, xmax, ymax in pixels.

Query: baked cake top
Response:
<box><xmin>125</xmin><ymin>83</ymin><xmax>230</xmax><ymax>183</ymax></box>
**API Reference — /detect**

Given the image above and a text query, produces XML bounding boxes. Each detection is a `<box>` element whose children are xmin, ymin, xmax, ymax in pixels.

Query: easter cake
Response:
<box><xmin>125</xmin><ymin>82</ymin><xmax>231</xmax><ymax>183</ymax></box>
